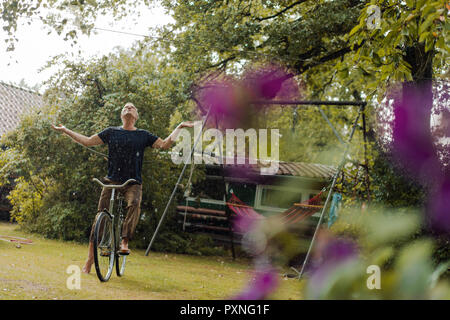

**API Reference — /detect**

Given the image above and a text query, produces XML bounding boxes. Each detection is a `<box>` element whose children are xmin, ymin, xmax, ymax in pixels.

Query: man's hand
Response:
<box><xmin>152</xmin><ymin>121</ymin><xmax>195</xmax><ymax>149</ymax></box>
<box><xmin>51</xmin><ymin>124</ymin><xmax>103</xmax><ymax>147</ymax></box>
<box><xmin>178</xmin><ymin>121</ymin><xmax>195</xmax><ymax>129</ymax></box>
<box><xmin>51</xmin><ymin>124</ymin><xmax>67</xmax><ymax>134</ymax></box>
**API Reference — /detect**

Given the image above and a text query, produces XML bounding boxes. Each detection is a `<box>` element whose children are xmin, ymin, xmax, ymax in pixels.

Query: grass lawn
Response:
<box><xmin>0</xmin><ymin>222</ymin><xmax>303</xmax><ymax>300</ymax></box>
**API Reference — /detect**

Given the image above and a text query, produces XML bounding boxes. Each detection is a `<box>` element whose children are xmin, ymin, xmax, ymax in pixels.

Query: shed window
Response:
<box><xmin>260</xmin><ymin>187</ymin><xmax>302</xmax><ymax>209</ymax></box>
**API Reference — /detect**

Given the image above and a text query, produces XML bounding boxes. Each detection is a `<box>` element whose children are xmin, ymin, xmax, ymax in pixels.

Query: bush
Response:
<box><xmin>33</xmin><ymin>203</ymin><xmax>91</xmax><ymax>241</ymax></box>
<box><xmin>7</xmin><ymin>176</ymin><xmax>44</xmax><ymax>227</ymax></box>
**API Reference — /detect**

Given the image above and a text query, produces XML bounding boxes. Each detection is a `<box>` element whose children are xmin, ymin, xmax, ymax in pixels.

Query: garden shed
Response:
<box><xmin>177</xmin><ymin>160</ymin><xmax>336</xmax><ymax>244</ymax></box>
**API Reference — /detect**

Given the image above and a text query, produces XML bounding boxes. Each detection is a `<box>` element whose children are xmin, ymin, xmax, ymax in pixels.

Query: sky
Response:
<box><xmin>0</xmin><ymin>4</ymin><xmax>172</xmax><ymax>93</ymax></box>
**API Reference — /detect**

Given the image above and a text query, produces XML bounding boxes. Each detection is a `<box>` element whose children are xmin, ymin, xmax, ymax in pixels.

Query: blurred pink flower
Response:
<box><xmin>230</xmin><ymin>199</ymin><xmax>278</xmax><ymax>300</ymax></box>
<box><xmin>392</xmin><ymin>83</ymin><xmax>440</xmax><ymax>180</ymax></box>
<box><xmin>428</xmin><ymin>179</ymin><xmax>450</xmax><ymax>233</ymax></box>
<box><xmin>391</xmin><ymin>81</ymin><xmax>450</xmax><ymax>233</ymax></box>
<box><xmin>196</xmin><ymin>78</ymin><xmax>248</xmax><ymax>129</ymax></box>
<box><xmin>232</xmin><ymin>265</ymin><xmax>279</xmax><ymax>300</ymax></box>
<box><xmin>194</xmin><ymin>64</ymin><xmax>301</xmax><ymax>130</ymax></box>
<box><xmin>307</xmin><ymin>236</ymin><xmax>359</xmax><ymax>297</ymax></box>
<box><xmin>242</xmin><ymin>64</ymin><xmax>299</xmax><ymax>100</ymax></box>
<box><xmin>232</xmin><ymin>211</ymin><xmax>260</xmax><ymax>234</ymax></box>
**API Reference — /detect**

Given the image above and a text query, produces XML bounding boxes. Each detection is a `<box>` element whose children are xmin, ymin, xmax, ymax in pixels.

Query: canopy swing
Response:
<box><xmin>144</xmin><ymin>97</ymin><xmax>367</xmax><ymax>279</ymax></box>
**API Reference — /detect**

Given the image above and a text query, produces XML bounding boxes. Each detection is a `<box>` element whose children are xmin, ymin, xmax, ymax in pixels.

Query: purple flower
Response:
<box><xmin>232</xmin><ymin>212</ymin><xmax>259</xmax><ymax>234</ymax></box>
<box><xmin>242</xmin><ymin>64</ymin><xmax>299</xmax><ymax>101</ymax></box>
<box><xmin>230</xmin><ymin>204</ymin><xmax>277</xmax><ymax>299</ymax></box>
<box><xmin>232</xmin><ymin>266</ymin><xmax>279</xmax><ymax>300</ymax></box>
<box><xmin>392</xmin><ymin>83</ymin><xmax>440</xmax><ymax>180</ymax></box>
<box><xmin>194</xmin><ymin>65</ymin><xmax>301</xmax><ymax>132</ymax></box>
<box><xmin>321</xmin><ymin>238</ymin><xmax>359</xmax><ymax>263</ymax></box>
<box><xmin>427</xmin><ymin>179</ymin><xmax>450</xmax><ymax>233</ymax></box>
<box><xmin>307</xmin><ymin>235</ymin><xmax>358</xmax><ymax>295</ymax></box>
<box><xmin>197</xmin><ymin>79</ymin><xmax>247</xmax><ymax>129</ymax></box>
<box><xmin>390</xmin><ymin>81</ymin><xmax>450</xmax><ymax>233</ymax></box>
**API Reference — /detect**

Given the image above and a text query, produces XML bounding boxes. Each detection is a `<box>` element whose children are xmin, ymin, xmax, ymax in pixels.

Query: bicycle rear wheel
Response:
<box><xmin>116</xmin><ymin>250</ymin><xmax>127</xmax><ymax>276</ymax></box>
<box><xmin>93</xmin><ymin>211</ymin><xmax>115</xmax><ymax>282</ymax></box>
<box><xmin>115</xmin><ymin>222</ymin><xmax>127</xmax><ymax>276</ymax></box>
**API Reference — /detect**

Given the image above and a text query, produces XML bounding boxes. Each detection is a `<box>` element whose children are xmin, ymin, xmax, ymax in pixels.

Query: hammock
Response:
<box><xmin>0</xmin><ymin>235</ymin><xmax>33</xmax><ymax>245</ymax></box>
<box><xmin>227</xmin><ymin>189</ymin><xmax>325</xmax><ymax>225</ymax></box>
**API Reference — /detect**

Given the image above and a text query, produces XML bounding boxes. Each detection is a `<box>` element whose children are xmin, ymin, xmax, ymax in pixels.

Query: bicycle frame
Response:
<box><xmin>108</xmin><ymin>188</ymin><xmax>118</xmax><ymax>253</ymax></box>
<box><xmin>92</xmin><ymin>178</ymin><xmax>137</xmax><ymax>281</ymax></box>
<box><xmin>106</xmin><ymin>186</ymin><xmax>128</xmax><ymax>256</ymax></box>
<box><xmin>113</xmin><ymin>192</ymin><xmax>126</xmax><ymax>252</ymax></box>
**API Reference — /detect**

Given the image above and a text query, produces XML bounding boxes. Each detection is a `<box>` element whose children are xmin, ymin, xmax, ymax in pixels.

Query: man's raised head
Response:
<box><xmin>121</xmin><ymin>102</ymin><xmax>139</xmax><ymax>123</ymax></box>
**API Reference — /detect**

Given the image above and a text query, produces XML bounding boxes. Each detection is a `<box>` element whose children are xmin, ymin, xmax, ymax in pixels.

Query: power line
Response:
<box><xmin>92</xmin><ymin>27</ymin><xmax>160</xmax><ymax>39</ymax></box>
<box><xmin>26</xmin><ymin>16</ymin><xmax>162</xmax><ymax>40</ymax></box>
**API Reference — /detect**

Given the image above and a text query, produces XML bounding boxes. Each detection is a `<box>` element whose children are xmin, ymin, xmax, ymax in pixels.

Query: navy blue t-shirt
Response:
<box><xmin>98</xmin><ymin>127</ymin><xmax>159</xmax><ymax>184</ymax></box>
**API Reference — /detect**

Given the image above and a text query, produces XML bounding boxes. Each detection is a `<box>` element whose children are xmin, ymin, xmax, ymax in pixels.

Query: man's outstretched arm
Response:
<box><xmin>152</xmin><ymin>121</ymin><xmax>194</xmax><ymax>150</ymax></box>
<box><xmin>51</xmin><ymin>124</ymin><xmax>104</xmax><ymax>147</ymax></box>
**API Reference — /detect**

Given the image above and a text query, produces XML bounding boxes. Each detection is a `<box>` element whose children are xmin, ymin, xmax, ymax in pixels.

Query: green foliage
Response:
<box><xmin>369</xmin><ymin>151</ymin><xmax>426</xmax><ymax>207</ymax></box>
<box><xmin>33</xmin><ymin>202</ymin><xmax>91</xmax><ymax>241</ymax></box>
<box><xmin>0</xmin><ymin>147</ymin><xmax>21</xmax><ymax>186</ymax></box>
<box><xmin>155</xmin><ymin>0</ymin><xmax>363</xmax><ymax>74</ymax></box>
<box><xmin>7</xmin><ymin>176</ymin><xmax>44</xmax><ymax>225</ymax></box>
<box><xmin>348</xmin><ymin>0</ymin><xmax>449</xmax><ymax>92</ymax></box>
<box><xmin>151</xmin><ymin>232</ymin><xmax>226</xmax><ymax>256</ymax></box>
<box><xmin>148</xmin><ymin>0</ymin><xmax>444</xmax><ymax>212</ymax></box>
<box><xmin>0</xmin><ymin>47</ymin><xmax>222</xmax><ymax>254</ymax></box>
<box><xmin>303</xmin><ymin>206</ymin><xmax>450</xmax><ymax>299</ymax></box>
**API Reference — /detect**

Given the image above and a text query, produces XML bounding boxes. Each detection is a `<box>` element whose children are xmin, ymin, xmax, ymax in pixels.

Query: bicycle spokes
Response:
<box><xmin>99</xmin><ymin>222</ymin><xmax>112</xmax><ymax>248</ymax></box>
<box><xmin>93</xmin><ymin>212</ymin><xmax>114</xmax><ymax>282</ymax></box>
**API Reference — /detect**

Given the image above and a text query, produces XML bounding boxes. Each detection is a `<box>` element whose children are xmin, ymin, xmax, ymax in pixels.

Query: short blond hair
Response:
<box><xmin>124</xmin><ymin>102</ymin><xmax>136</xmax><ymax>108</ymax></box>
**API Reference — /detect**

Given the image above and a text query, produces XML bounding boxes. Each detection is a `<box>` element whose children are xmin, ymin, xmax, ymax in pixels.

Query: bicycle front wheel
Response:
<box><xmin>93</xmin><ymin>211</ymin><xmax>115</xmax><ymax>282</ymax></box>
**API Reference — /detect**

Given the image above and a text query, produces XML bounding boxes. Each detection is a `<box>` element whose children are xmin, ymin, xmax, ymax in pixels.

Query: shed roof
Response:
<box><xmin>208</xmin><ymin>157</ymin><xmax>336</xmax><ymax>180</ymax></box>
<box><xmin>276</xmin><ymin>161</ymin><xmax>336</xmax><ymax>179</ymax></box>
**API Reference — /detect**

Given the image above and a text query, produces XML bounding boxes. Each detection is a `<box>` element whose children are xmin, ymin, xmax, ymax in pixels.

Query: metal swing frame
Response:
<box><xmin>145</xmin><ymin>99</ymin><xmax>367</xmax><ymax>279</ymax></box>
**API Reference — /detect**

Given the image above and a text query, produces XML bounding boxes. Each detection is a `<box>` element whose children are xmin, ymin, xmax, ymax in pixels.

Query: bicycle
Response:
<box><xmin>92</xmin><ymin>177</ymin><xmax>137</xmax><ymax>282</ymax></box>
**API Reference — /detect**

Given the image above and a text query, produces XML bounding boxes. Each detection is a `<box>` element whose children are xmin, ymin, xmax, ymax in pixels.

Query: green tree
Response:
<box><xmin>149</xmin><ymin>0</ymin><xmax>448</xmax><ymax>204</ymax></box>
<box><xmin>1</xmin><ymin>47</ymin><xmax>221</xmax><ymax>254</ymax></box>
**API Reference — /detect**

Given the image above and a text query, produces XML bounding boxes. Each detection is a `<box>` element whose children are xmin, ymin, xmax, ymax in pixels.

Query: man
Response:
<box><xmin>52</xmin><ymin>102</ymin><xmax>193</xmax><ymax>273</ymax></box>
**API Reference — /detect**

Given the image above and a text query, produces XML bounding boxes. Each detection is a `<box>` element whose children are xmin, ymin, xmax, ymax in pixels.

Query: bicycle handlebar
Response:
<box><xmin>92</xmin><ymin>178</ymin><xmax>138</xmax><ymax>189</ymax></box>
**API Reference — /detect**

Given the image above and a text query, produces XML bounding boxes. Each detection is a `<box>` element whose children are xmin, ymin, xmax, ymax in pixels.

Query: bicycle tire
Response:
<box><xmin>115</xmin><ymin>250</ymin><xmax>127</xmax><ymax>276</ymax></box>
<box><xmin>93</xmin><ymin>211</ymin><xmax>115</xmax><ymax>282</ymax></box>
<box><xmin>115</xmin><ymin>224</ymin><xmax>127</xmax><ymax>277</ymax></box>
